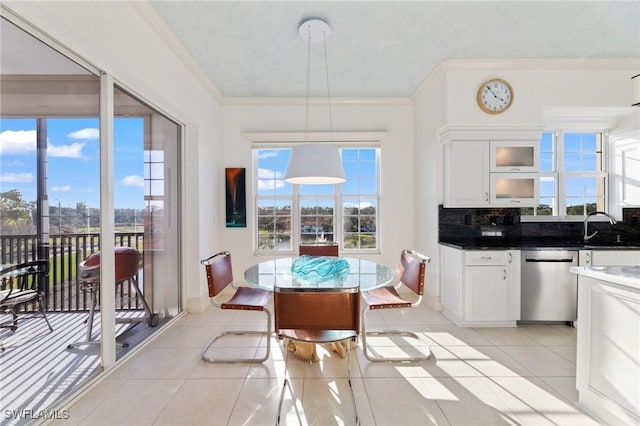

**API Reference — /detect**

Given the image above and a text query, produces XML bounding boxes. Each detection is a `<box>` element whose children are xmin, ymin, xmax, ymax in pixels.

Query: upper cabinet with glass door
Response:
<box><xmin>490</xmin><ymin>141</ymin><xmax>539</xmax><ymax>172</ymax></box>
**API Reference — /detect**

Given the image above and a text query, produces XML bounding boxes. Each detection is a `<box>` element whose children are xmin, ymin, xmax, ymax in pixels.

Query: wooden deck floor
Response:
<box><xmin>0</xmin><ymin>311</ymin><xmax>165</xmax><ymax>424</ymax></box>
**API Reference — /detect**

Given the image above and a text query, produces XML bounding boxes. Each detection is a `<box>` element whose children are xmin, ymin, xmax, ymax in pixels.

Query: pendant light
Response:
<box><xmin>284</xmin><ymin>18</ymin><xmax>346</xmax><ymax>185</ymax></box>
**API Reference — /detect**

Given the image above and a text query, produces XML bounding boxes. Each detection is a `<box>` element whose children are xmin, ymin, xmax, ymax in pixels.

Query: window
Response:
<box><xmin>522</xmin><ymin>131</ymin><xmax>607</xmax><ymax>218</ymax></box>
<box><xmin>255</xmin><ymin>146</ymin><xmax>379</xmax><ymax>253</ymax></box>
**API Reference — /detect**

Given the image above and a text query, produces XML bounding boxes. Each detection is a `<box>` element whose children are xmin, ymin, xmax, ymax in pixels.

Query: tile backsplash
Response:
<box><xmin>439</xmin><ymin>206</ymin><xmax>640</xmax><ymax>245</ymax></box>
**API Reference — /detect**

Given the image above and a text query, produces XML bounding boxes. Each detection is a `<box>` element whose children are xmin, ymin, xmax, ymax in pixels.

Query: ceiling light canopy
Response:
<box><xmin>284</xmin><ymin>18</ymin><xmax>345</xmax><ymax>185</ymax></box>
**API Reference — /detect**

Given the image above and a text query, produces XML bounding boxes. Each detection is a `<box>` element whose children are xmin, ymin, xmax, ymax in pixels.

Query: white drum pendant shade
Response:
<box><xmin>284</xmin><ymin>144</ymin><xmax>345</xmax><ymax>184</ymax></box>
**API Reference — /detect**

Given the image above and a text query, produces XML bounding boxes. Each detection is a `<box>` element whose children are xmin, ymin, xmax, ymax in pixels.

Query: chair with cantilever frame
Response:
<box><xmin>200</xmin><ymin>251</ymin><xmax>272</xmax><ymax>363</ymax></box>
<box><xmin>360</xmin><ymin>249</ymin><xmax>431</xmax><ymax>362</ymax></box>
<box><xmin>274</xmin><ymin>285</ymin><xmax>360</xmax><ymax>425</ymax></box>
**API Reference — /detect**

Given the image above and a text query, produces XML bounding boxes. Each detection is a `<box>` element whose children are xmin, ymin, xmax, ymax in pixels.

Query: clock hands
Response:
<box><xmin>486</xmin><ymin>85</ymin><xmax>504</xmax><ymax>102</ymax></box>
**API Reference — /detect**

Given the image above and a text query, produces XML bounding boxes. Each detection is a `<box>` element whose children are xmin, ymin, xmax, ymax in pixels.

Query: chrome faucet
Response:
<box><xmin>583</xmin><ymin>211</ymin><xmax>617</xmax><ymax>242</ymax></box>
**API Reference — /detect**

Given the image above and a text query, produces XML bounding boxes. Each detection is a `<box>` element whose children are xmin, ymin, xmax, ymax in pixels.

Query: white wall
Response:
<box><xmin>413</xmin><ymin>59</ymin><xmax>639</xmax><ymax>306</ymax></box>
<box><xmin>219</xmin><ymin>100</ymin><xmax>416</xmax><ymax>278</ymax></box>
<box><xmin>3</xmin><ymin>1</ymin><xmax>223</xmax><ymax>312</ymax></box>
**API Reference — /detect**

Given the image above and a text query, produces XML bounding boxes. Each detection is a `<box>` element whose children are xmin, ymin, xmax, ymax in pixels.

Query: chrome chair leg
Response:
<box><xmin>275</xmin><ymin>342</ymin><xmax>290</xmax><ymax>426</ymax></box>
<box><xmin>202</xmin><ymin>308</ymin><xmax>272</xmax><ymax>363</ymax></box>
<box><xmin>361</xmin><ymin>308</ymin><xmax>431</xmax><ymax>362</ymax></box>
<box><xmin>346</xmin><ymin>336</ymin><xmax>360</xmax><ymax>426</ymax></box>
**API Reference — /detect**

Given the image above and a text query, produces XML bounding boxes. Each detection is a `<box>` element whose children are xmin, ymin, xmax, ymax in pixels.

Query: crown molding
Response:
<box><xmin>414</xmin><ymin>58</ymin><xmax>640</xmax><ymax>99</ymax></box>
<box><xmin>437</xmin><ymin>125</ymin><xmax>543</xmax><ymax>144</ymax></box>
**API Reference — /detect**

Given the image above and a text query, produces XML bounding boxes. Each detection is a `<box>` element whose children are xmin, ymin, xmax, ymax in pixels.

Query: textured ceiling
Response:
<box><xmin>148</xmin><ymin>1</ymin><xmax>639</xmax><ymax>98</ymax></box>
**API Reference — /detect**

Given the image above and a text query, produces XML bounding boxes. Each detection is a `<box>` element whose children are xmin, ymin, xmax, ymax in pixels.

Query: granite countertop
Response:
<box><xmin>439</xmin><ymin>239</ymin><xmax>640</xmax><ymax>250</ymax></box>
<box><xmin>570</xmin><ymin>266</ymin><xmax>640</xmax><ymax>290</ymax></box>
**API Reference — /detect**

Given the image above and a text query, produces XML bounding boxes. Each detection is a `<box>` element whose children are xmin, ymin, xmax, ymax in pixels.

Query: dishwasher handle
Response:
<box><xmin>525</xmin><ymin>258</ymin><xmax>575</xmax><ymax>263</ymax></box>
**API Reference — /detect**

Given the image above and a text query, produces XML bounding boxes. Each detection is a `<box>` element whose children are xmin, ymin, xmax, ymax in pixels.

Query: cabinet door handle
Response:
<box><xmin>585</xmin><ymin>252</ymin><xmax>591</xmax><ymax>265</ymax></box>
<box><xmin>507</xmin><ymin>252</ymin><xmax>513</xmax><ymax>264</ymax></box>
<box><xmin>503</xmin><ymin>269</ymin><xmax>507</xmax><ymax>280</ymax></box>
<box><xmin>509</xmin><ymin>200</ymin><xmax>521</xmax><ymax>203</ymax></box>
<box><xmin>480</xmin><ymin>256</ymin><xmax>493</xmax><ymax>260</ymax></box>
<box><xmin>484</xmin><ymin>192</ymin><xmax>489</xmax><ymax>202</ymax></box>
<box><xmin>510</xmin><ymin>168</ymin><xmax>521</xmax><ymax>172</ymax></box>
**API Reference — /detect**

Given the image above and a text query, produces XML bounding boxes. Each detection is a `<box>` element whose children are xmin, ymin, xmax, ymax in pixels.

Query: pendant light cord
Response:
<box><xmin>323</xmin><ymin>30</ymin><xmax>334</xmax><ymax>140</ymax></box>
<box><xmin>304</xmin><ymin>25</ymin><xmax>312</xmax><ymax>142</ymax></box>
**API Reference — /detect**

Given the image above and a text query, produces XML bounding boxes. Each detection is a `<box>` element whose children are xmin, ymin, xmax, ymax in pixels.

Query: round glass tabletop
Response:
<box><xmin>243</xmin><ymin>257</ymin><xmax>394</xmax><ymax>292</ymax></box>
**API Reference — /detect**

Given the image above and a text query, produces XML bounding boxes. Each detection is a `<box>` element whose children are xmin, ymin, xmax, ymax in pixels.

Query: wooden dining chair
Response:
<box><xmin>274</xmin><ymin>286</ymin><xmax>360</xmax><ymax>425</ymax></box>
<box><xmin>0</xmin><ymin>260</ymin><xmax>53</xmax><ymax>334</ymax></box>
<box><xmin>299</xmin><ymin>241</ymin><xmax>339</xmax><ymax>257</ymax></box>
<box><xmin>360</xmin><ymin>249</ymin><xmax>431</xmax><ymax>362</ymax></box>
<box><xmin>200</xmin><ymin>251</ymin><xmax>272</xmax><ymax>363</ymax></box>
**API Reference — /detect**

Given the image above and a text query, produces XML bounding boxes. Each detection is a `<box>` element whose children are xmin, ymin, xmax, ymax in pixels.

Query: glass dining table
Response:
<box><xmin>243</xmin><ymin>256</ymin><xmax>395</xmax><ymax>292</ymax></box>
<box><xmin>243</xmin><ymin>256</ymin><xmax>395</xmax><ymax>362</ymax></box>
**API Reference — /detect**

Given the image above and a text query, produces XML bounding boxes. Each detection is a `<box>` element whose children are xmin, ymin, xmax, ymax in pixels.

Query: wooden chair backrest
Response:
<box><xmin>203</xmin><ymin>251</ymin><xmax>234</xmax><ymax>298</ymax></box>
<box><xmin>299</xmin><ymin>243</ymin><xmax>339</xmax><ymax>257</ymax></box>
<box><xmin>274</xmin><ymin>289</ymin><xmax>360</xmax><ymax>333</ymax></box>
<box><xmin>399</xmin><ymin>250</ymin><xmax>427</xmax><ymax>296</ymax></box>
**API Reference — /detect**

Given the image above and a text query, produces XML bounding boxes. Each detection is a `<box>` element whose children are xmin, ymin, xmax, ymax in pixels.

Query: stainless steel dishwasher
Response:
<box><xmin>520</xmin><ymin>250</ymin><xmax>578</xmax><ymax>323</ymax></box>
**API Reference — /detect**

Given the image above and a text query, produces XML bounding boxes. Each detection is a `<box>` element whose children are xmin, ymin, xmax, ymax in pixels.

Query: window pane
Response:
<box><xmin>342</xmin><ymin>199</ymin><xmax>377</xmax><ymax>249</ymax></box>
<box><xmin>565</xmin><ymin>176</ymin><xmax>606</xmax><ymax>215</ymax></box>
<box><xmin>257</xmin><ymin>149</ymin><xmax>291</xmax><ymax>196</ymax></box>
<box><xmin>300</xmin><ymin>199</ymin><xmax>334</xmax><ymax>242</ymax></box>
<box><xmin>563</xmin><ymin>133</ymin><xmax>603</xmax><ymax>172</ymax></box>
<box><xmin>257</xmin><ymin>197</ymin><xmax>292</xmax><ymax>251</ymax></box>
<box><xmin>540</xmin><ymin>176</ymin><xmax>555</xmax><ymax>198</ymax></box>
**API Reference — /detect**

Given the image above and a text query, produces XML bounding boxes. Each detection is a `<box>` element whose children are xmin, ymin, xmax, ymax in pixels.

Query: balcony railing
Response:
<box><xmin>1</xmin><ymin>232</ymin><xmax>144</xmax><ymax>312</ymax></box>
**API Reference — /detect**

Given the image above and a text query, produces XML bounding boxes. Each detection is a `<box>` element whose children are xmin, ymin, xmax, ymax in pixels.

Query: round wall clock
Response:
<box><xmin>477</xmin><ymin>78</ymin><xmax>514</xmax><ymax>114</ymax></box>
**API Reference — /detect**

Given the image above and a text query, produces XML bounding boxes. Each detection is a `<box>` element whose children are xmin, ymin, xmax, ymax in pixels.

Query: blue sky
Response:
<box><xmin>0</xmin><ymin>117</ymin><xmax>144</xmax><ymax>209</ymax></box>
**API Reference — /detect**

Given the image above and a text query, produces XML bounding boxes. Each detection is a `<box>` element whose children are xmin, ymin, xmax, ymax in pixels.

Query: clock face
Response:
<box><xmin>477</xmin><ymin>79</ymin><xmax>513</xmax><ymax>114</ymax></box>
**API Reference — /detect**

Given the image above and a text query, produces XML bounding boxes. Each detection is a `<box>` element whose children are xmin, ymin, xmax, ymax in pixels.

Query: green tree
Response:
<box><xmin>0</xmin><ymin>189</ymin><xmax>33</xmax><ymax>234</ymax></box>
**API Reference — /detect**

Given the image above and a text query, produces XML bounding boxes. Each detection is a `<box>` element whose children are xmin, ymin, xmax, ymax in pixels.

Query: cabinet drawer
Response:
<box><xmin>464</xmin><ymin>250</ymin><xmax>513</xmax><ymax>266</ymax></box>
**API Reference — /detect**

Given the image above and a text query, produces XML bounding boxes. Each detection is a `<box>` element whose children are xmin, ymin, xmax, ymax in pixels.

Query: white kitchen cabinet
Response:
<box><xmin>490</xmin><ymin>140</ymin><xmax>539</xmax><ymax>172</ymax></box>
<box><xmin>579</xmin><ymin>250</ymin><xmax>640</xmax><ymax>266</ymax></box>
<box><xmin>573</xmin><ymin>268</ymin><xmax>640</xmax><ymax>425</ymax></box>
<box><xmin>443</xmin><ymin>140</ymin><xmax>490</xmax><ymax>207</ymax></box>
<box><xmin>489</xmin><ymin>173</ymin><xmax>539</xmax><ymax>206</ymax></box>
<box><xmin>440</xmin><ymin>245</ymin><xmax>520</xmax><ymax>326</ymax></box>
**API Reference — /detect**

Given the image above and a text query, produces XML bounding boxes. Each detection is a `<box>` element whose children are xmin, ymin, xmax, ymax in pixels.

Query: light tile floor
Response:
<box><xmin>54</xmin><ymin>303</ymin><xmax>600</xmax><ymax>426</ymax></box>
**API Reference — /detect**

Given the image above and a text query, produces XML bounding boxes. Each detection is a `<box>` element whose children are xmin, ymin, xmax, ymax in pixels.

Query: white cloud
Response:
<box><xmin>121</xmin><ymin>175</ymin><xmax>144</xmax><ymax>187</ymax></box>
<box><xmin>258</xmin><ymin>150</ymin><xmax>279</xmax><ymax>159</ymax></box>
<box><xmin>257</xmin><ymin>168</ymin><xmax>285</xmax><ymax>191</ymax></box>
<box><xmin>52</xmin><ymin>185</ymin><xmax>72</xmax><ymax>192</ymax></box>
<box><xmin>67</xmin><ymin>128</ymin><xmax>99</xmax><ymax>140</ymax></box>
<box><xmin>0</xmin><ymin>130</ymin><xmax>36</xmax><ymax>155</ymax></box>
<box><xmin>0</xmin><ymin>129</ymin><xmax>85</xmax><ymax>158</ymax></box>
<box><xmin>257</xmin><ymin>167</ymin><xmax>283</xmax><ymax>180</ymax></box>
<box><xmin>48</xmin><ymin>142</ymin><xmax>85</xmax><ymax>158</ymax></box>
<box><xmin>0</xmin><ymin>172</ymin><xmax>33</xmax><ymax>183</ymax></box>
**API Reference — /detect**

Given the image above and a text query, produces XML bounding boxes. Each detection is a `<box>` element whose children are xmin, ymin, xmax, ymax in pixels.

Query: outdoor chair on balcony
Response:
<box><xmin>0</xmin><ymin>260</ymin><xmax>53</xmax><ymax>335</ymax></box>
<box><xmin>67</xmin><ymin>246</ymin><xmax>158</xmax><ymax>349</ymax></box>
<box><xmin>200</xmin><ymin>251</ymin><xmax>272</xmax><ymax>363</ymax></box>
<box><xmin>360</xmin><ymin>249</ymin><xmax>431</xmax><ymax>362</ymax></box>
